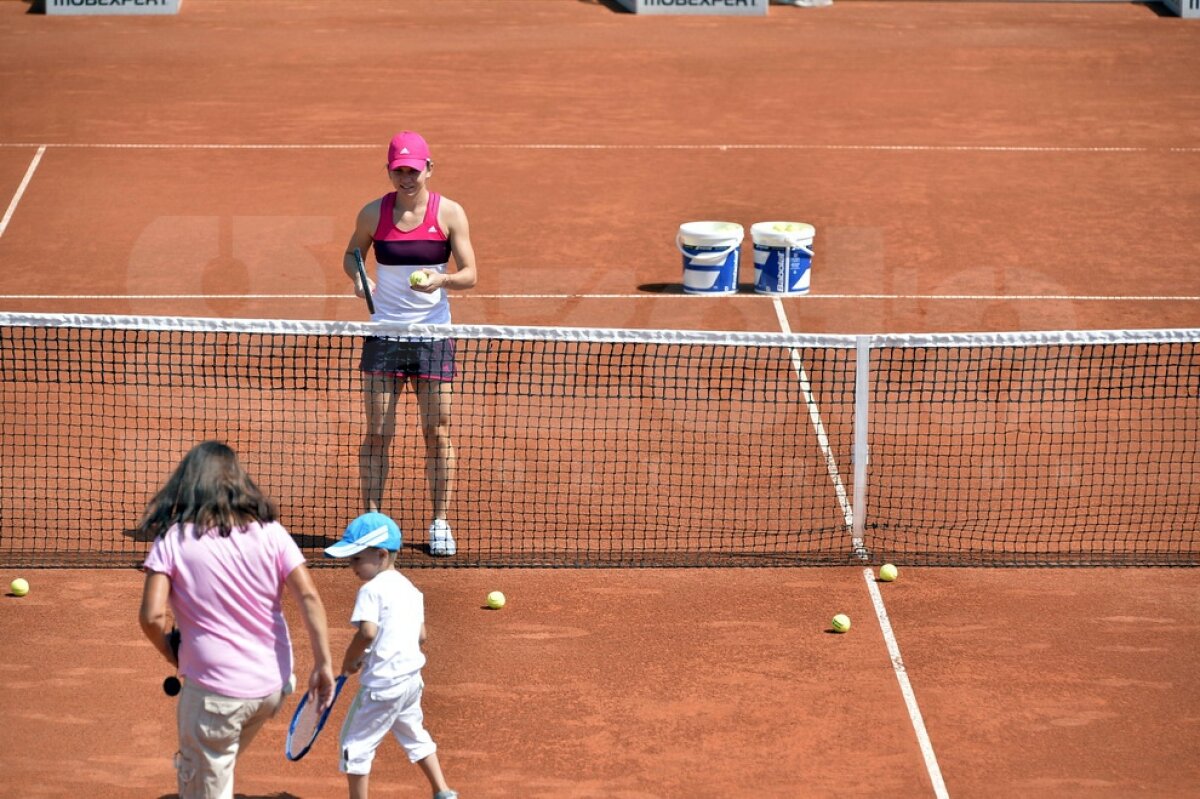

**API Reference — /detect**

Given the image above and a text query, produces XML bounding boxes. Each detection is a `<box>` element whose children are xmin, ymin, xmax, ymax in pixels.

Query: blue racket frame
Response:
<box><xmin>285</xmin><ymin>674</ymin><xmax>347</xmax><ymax>762</ymax></box>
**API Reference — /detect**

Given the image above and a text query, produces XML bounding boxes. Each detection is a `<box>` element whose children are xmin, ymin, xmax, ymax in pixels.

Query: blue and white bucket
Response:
<box><xmin>752</xmin><ymin>221</ymin><xmax>815</xmax><ymax>295</ymax></box>
<box><xmin>677</xmin><ymin>221</ymin><xmax>744</xmax><ymax>295</ymax></box>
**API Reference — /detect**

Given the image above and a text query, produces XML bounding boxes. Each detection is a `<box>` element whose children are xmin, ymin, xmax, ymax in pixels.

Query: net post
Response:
<box><xmin>851</xmin><ymin>335</ymin><xmax>871</xmax><ymax>561</ymax></box>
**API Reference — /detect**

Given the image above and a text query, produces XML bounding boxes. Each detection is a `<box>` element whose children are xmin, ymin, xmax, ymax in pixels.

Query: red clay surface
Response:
<box><xmin>1</xmin><ymin>0</ymin><xmax>1199</xmax><ymax>796</ymax></box>
<box><xmin>1</xmin><ymin>568</ymin><xmax>1198</xmax><ymax>797</ymax></box>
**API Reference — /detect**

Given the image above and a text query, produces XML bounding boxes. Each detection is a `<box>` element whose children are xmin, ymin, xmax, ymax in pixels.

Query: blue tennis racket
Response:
<box><xmin>285</xmin><ymin>674</ymin><xmax>347</xmax><ymax>762</ymax></box>
<box><xmin>352</xmin><ymin>248</ymin><xmax>376</xmax><ymax>315</ymax></box>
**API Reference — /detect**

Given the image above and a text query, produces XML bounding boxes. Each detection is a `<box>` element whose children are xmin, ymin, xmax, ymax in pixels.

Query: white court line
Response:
<box><xmin>0</xmin><ymin>146</ymin><xmax>46</xmax><ymax>240</ymax></box>
<box><xmin>864</xmin><ymin>568</ymin><xmax>950</xmax><ymax>798</ymax></box>
<box><xmin>776</xmin><ymin>285</ymin><xmax>946</xmax><ymax>795</ymax></box>
<box><xmin>1</xmin><ymin>292</ymin><xmax>1196</xmax><ymax>302</ymax></box>
<box><xmin>0</xmin><ymin>294</ymin><xmax>358</xmax><ymax>300</ymax></box>
<box><xmin>0</xmin><ymin>142</ymin><xmax>1197</xmax><ymax>153</ymax></box>
<box><xmin>772</xmin><ymin>297</ymin><xmax>854</xmax><ymax>529</ymax></box>
<box><xmin>775</xmin><ymin>302</ymin><xmax>947</xmax><ymax>794</ymax></box>
<box><xmin>813</xmin><ymin>293</ymin><xmax>1200</xmax><ymax>302</ymax></box>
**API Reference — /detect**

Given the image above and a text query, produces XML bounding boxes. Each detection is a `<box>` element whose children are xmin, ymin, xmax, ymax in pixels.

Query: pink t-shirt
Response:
<box><xmin>143</xmin><ymin>520</ymin><xmax>306</xmax><ymax>698</ymax></box>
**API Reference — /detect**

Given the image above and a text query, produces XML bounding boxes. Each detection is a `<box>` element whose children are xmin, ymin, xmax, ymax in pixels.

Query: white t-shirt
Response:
<box><xmin>350</xmin><ymin>569</ymin><xmax>427</xmax><ymax>688</ymax></box>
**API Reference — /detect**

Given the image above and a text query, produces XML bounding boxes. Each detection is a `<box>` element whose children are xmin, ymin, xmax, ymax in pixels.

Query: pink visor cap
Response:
<box><xmin>388</xmin><ymin>131</ymin><xmax>431</xmax><ymax>171</ymax></box>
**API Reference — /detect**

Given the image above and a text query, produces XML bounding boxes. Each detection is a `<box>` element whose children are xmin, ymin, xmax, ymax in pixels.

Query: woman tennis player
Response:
<box><xmin>343</xmin><ymin>130</ymin><xmax>478</xmax><ymax>557</ymax></box>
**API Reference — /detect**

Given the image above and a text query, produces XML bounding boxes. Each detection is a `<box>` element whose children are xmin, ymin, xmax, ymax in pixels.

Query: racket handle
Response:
<box><xmin>353</xmin><ymin>248</ymin><xmax>376</xmax><ymax>314</ymax></box>
<box><xmin>164</xmin><ymin>627</ymin><xmax>183</xmax><ymax>696</ymax></box>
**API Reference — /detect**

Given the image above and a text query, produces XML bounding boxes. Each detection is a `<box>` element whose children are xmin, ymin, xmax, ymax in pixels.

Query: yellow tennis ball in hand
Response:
<box><xmin>410</xmin><ymin>271</ymin><xmax>429</xmax><ymax>287</ymax></box>
<box><xmin>10</xmin><ymin>578</ymin><xmax>29</xmax><ymax>597</ymax></box>
<box><xmin>831</xmin><ymin>613</ymin><xmax>851</xmax><ymax>633</ymax></box>
<box><xmin>879</xmin><ymin>563</ymin><xmax>899</xmax><ymax>582</ymax></box>
<box><xmin>486</xmin><ymin>591</ymin><xmax>506</xmax><ymax>610</ymax></box>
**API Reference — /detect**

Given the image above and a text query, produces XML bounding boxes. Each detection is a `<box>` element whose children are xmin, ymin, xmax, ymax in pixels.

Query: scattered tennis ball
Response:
<box><xmin>409</xmin><ymin>271</ymin><xmax>429</xmax><ymax>287</ymax></box>
<box><xmin>831</xmin><ymin>613</ymin><xmax>851</xmax><ymax>633</ymax></box>
<box><xmin>879</xmin><ymin>563</ymin><xmax>899</xmax><ymax>582</ymax></box>
<box><xmin>486</xmin><ymin>591</ymin><xmax>506</xmax><ymax>610</ymax></box>
<box><xmin>10</xmin><ymin>578</ymin><xmax>29</xmax><ymax>597</ymax></box>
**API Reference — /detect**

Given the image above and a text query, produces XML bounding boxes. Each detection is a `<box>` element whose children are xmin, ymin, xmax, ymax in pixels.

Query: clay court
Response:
<box><xmin>1</xmin><ymin>0</ymin><xmax>1199</xmax><ymax>796</ymax></box>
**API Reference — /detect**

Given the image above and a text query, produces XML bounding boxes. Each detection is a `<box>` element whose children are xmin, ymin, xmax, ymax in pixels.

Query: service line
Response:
<box><xmin>1</xmin><ymin>142</ymin><xmax>1198</xmax><ymax>154</ymax></box>
<box><xmin>0</xmin><ymin>292</ymin><xmax>1196</xmax><ymax>302</ymax></box>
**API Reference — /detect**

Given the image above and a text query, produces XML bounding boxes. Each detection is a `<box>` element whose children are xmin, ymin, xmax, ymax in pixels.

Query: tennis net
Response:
<box><xmin>1</xmin><ymin>313</ymin><xmax>1196</xmax><ymax>567</ymax></box>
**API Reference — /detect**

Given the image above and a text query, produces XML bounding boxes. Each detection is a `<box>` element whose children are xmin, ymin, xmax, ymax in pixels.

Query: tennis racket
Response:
<box><xmin>285</xmin><ymin>674</ymin><xmax>347</xmax><ymax>762</ymax></box>
<box><xmin>352</xmin><ymin>248</ymin><xmax>376</xmax><ymax>314</ymax></box>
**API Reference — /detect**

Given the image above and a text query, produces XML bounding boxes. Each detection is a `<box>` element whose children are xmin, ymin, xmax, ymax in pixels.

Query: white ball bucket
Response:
<box><xmin>752</xmin><ymin>221</ymin><xmax>815</xmax><ymax>295</ymax></box>
<box><xmin>676</xmin><ymin>221</ymin><xmax>744</xmax><ymax>295</ymax></box>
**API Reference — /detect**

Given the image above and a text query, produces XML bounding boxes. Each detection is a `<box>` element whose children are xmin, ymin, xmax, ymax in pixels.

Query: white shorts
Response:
<box><xmin>338</xmin><ymin>673</ymin><xmax>436</xmax><ymax>775</ymax></box>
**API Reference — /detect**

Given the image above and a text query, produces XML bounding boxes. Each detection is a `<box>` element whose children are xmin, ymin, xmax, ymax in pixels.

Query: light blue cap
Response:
<box><xmin>325</xmin><ymin>512</ymin><xmax>402</xmax><ymax>557</ymax></box>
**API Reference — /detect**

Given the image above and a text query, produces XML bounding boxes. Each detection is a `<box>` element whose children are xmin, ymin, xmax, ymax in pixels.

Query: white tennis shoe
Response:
<box><xmin>429</xmin><ymin>519</ymin><xmax>456</xmax><ymax>556</ymax></box>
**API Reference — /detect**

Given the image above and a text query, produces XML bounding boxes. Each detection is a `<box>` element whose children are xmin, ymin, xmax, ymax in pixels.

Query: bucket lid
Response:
<box><xmin>678</xmin><ymin>220</ymin><xmax>744</xmax><ymax>245</ymax></box>
<box><xmin>751</xmin><ymin>221</ymin><xmax>815</xmax><ymax>245</ymax></box>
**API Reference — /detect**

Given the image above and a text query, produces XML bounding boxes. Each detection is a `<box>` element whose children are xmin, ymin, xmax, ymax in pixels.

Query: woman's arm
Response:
<box><xmin>344</xmin><ymin>201</ymin><xmax>381</xmax><ymax>295</ymax></box>
<box><xmin>284</xmin><ymin>563</ymin><xmax>336</xmax><ymax>708</ymax></box>
<box><xmin>438</xmin><ymin>198</ymin><xmax>477</xmax><ymax>290</ymax></box>
<box><xmin>138</xmin><ymin>571</ymin><xmax>177</xmax><ymax>666</ymax></box>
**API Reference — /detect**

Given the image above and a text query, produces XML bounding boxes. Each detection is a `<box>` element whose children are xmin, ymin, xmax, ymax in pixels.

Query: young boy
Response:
<box><xmin>325</xmin><ymin>512</ymin><xmax>458</xmax><ymax>799</ymax></box>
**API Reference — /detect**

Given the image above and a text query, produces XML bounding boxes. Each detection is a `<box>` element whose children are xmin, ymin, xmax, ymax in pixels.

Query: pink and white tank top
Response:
<box><xmin>371</xmin><ymin>192</ymin><xmax>453</xmax><ymax>324</ymax></box>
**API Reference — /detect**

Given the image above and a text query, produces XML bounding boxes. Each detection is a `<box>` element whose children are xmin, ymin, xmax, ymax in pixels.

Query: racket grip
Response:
<box><xmin>352</xmin><ymin>248</ymin><xmax>376</xmax><ymax>314</ymax></box>
<box><xmin>163</xmin><ymin>627</ymin><xmax>183</xmax><ymax>696</ymax></box>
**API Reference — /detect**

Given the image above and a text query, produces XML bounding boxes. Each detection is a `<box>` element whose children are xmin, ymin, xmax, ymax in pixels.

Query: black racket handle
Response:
<box><xmin>353</xmin><ymin>248</ymin><xmax>376</xmax><ymax>314</ymax></box>
<box><xmin>163</xmin><ymin>627</ymin><xmax>182</xmax><ymax>696</ymax></box>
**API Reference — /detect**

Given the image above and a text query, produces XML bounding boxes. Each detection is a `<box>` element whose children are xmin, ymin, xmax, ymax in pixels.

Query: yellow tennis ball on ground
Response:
<box><xmin>409</xmin><ymin>270</ymin><xmax>429</xmax><ymax>287</ymax></box>
<box><xmin>831</xmin><ymin>613</ymin><xmax>851</xmax><ymax>633</ymax></box>
<box><xmin>879</xmin><ymin>563</ymin><xmax>899</xmax><ymax>582</ymax></box>
<box><xmin>10</xmin><ymin>578</ymin><xmax>29</xmax><ymax>597</ymax></box>
<box><xmin>486</xmin><ymin>591</ymin><xmax>506</xmax><ymax>610</ymax></box>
